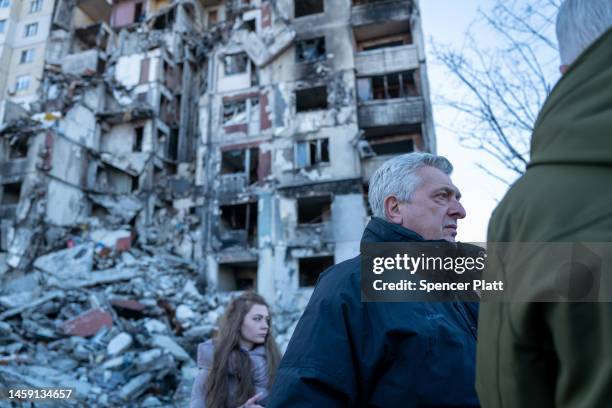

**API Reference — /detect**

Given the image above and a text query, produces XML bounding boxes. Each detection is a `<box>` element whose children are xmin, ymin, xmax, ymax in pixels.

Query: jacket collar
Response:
<box><xmin>361</xmin><ymin>217</ymin><xmax>425</xmax><ymax>244</ymax></box>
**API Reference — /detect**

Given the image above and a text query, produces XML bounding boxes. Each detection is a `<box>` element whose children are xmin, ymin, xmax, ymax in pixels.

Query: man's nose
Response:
<box><xmin>449</xmin><ymin>200</ymin><xmax>466</xmax><ymax>219</ymax></box>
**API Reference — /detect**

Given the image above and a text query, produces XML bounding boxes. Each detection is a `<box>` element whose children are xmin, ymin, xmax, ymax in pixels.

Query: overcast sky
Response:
<box><xmin>420</xmin><ymin>1</ymin><xmax>523</xmax><ymax>242</ymax></box>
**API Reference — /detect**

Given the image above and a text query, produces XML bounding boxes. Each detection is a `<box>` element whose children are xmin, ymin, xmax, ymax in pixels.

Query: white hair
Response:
<box><xmin>556</xmin><ymin>0</ymin><xmax>612</xmax><ymax>66</ymax></box>
<box><xmin>368</xmin><ymin>152</ymin><xmax>453</xmax><ymax>220</ymax></box>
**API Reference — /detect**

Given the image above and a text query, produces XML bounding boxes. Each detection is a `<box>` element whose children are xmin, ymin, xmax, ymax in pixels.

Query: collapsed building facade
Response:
<box><xmin>0</xmin><ymin>0</ymin><xmax>434</xmax><ymax>404</ymax></box>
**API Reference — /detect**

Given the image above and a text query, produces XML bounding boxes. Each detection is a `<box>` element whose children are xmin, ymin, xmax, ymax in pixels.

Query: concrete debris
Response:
<box><xmin>107</xmin><ymin>332</ymin><xmax>133</xmax><ymax>356</ymax></box>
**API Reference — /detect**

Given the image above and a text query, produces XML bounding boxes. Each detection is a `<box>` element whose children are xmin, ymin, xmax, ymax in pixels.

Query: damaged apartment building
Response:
<box><xmin>0</xmin><ymin>0</ymin><xmax>435</xmax><ymax>310</ymax></box>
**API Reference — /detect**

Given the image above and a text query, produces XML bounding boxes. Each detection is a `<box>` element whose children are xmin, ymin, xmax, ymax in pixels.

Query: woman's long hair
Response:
<box><xmin>205</xmin><ymin>292</ymin><xmax>281</xmax><ymax>408</ymax></box>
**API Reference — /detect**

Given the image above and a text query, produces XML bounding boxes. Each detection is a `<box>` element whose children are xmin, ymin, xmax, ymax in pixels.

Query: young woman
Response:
<box><xmin>190</xmin><ymin>292</ymin><xmax>281</xmax><ymax>408</ymax></box>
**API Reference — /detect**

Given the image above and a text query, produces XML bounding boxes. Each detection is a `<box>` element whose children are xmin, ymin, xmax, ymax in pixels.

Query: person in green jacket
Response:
<box><xmin>477</xmin><ymin>1</ymin><xmax>612</xmax><ymax>407</ymax></box>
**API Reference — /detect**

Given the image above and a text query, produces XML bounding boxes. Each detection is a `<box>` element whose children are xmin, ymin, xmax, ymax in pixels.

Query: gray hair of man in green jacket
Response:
<box><xmin>557</xmin><ymin>0</ymin><xmax>612</xmax><ymax>73</ymax></box>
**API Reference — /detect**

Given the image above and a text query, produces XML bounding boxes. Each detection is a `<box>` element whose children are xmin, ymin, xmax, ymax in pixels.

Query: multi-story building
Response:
<box><xmin>0</xmin><ymin>0</ymin><xmax>57</xmax><ymax>121</ymax></box>
<box><xmin>0</xmin><ymin>0</ymin><xmax>434</xmax><ymax>311</ymax></box>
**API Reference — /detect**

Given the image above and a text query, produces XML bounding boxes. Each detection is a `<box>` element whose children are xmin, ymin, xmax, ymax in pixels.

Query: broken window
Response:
<box><xmin>357</xmin><ymin>71</ymin><xmax>418</xmax><ymax>102</ymax></box>
<box><xmin>299</xmin><ymin>256</ymin><xmax>334</xmax><ymax>287</ymax></box>
<box><xmin>244</xmin><ymin>18</ymin><xmax>256</xmax><ymax>32</ymax></box>
<box><xmin>363</xmin><ymin>125</ymin><xmax>420</xmax><ymax>155</ymax></box>
<box><xmin>134</xmin><ymin>126</ymin><xmax>144</xmax><ymax>152</ymax></box>
<box><xmin>353</xmin><ymin>19</ymin><xmax>413</xmax><ymax>48</ymax></box>
<box><xmin>219</xmin><ymin>201</ymin><xmax>258</xmax><ymax>245</ymax></box>
<box><xmin>224</xmin><ymin>53</ymin><xmax>248</xmax><ymax>76</ymax></box>
<box><xmin>295</xmin><ymin>86</ymin><xmax>327</xmax><ymax>112</ymax></box>
<box><xmin>9</xmin><ymin>137</ymin><xmax>28</xmax><ymax>159</ymax></box>
<box><xmin>294</xmin><ymin>0</ymin><xmax>324</xmax><ymax>18</ymax></box>
<box><xmin>131</xmin><ymin>175</ymin><xmax>139</xmax><ymax>192</ymax></box>
<box><xmin>294</xmin><ymin>138</ymin><xmax>329</xmax><ymax>168</ymax></box>
<box><xmin>295</xmin><ymin>37</ymin><xmax>326</xmax><ymax>63</ymax></box>
<box><xmin>152</xmin><ymin>6</ymin><xmax>175</xmax><ymax>29</ymax></box>
<box><xmin>297</xmin><ymin>194</ymin><xmax>332</xmax><ymax>224</ymax></box>
<box><xmin>221</xmin><ymin>148</ymin><xmax>260</xmax><ymax>184</ymax></box>
<box><xmin>222</xmin><ymin>97</ymin><xmax>258</xmax><ymax>126</ymax></box>
<box><xmin>134</xmin><ymin>2</ymin><xmax>145</xmax><ymax>22</ymax></box>
<box><xmin>168</xmin><ymin>129</ymin><xmax>179</xmax><ymax>161</ymax></box>
<box><xmin>218</xmin><ymin>261</ymin><xmax>257</xmax><ymax>292</ymax></box>
<box><xmin>1</xmin><ymin>182</ymin><xmax>21</xmax><ymax>205</ymax></box>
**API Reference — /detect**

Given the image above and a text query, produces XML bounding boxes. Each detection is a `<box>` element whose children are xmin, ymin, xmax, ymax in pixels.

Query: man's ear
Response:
<box><xmin>383</xmin><ymin>195</ymin><xmax>403</xmax><ymax>225</ymax></box>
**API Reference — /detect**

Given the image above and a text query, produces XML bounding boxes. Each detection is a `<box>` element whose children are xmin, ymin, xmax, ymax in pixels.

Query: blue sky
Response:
<box><xmin>420</xmin><ymin>1</ymin><xmax>526</xmax><ymax>241</ymax></box>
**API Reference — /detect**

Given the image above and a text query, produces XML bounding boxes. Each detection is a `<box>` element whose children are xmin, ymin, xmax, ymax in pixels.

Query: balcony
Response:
<box><xmin>351</xmin><ymin>0</ymin><xmax>413</xmax><ymax>28</ymax></box>
<box><xmin>358</xmin><ymin>97</ymin><xmax>424</xmax><ymax>128</ymax></box>
<box><xmin>0</xmin><ymin>160</ymin><xmax>28</xmax><ymax>180</ymax></box>
<box><xmin>219</xmin><ymin>173</ymin><xmax>248</xmax><ymax>196</ymax></box>
<box><xmin>355</xmin><ymin>45</ymin><xmax>418</xmax><ymax>76</ymax></box>
<box><xmin>290</xmin><ymin>222</ymin><xmax>334</xmax><ymax>247</ymax></box>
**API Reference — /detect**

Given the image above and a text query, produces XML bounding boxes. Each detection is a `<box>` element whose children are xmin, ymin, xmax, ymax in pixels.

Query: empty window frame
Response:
<box><xmin>295</xmin><ymin>37</ymin><xmax>326</xmax><ymax>63</ymax></box>
<box><xmin>218</xmin><ymin>261</ymin><xmax>258</xmax><ymax>292</ymax></box>
<box><xmin>222</xmin><ymin>97</ymin><xmax>259</xmax><ymax>126</ymax></box>
<box><xmin>224</xmin><ymin>52</ymin><xmax>248</xmax><ymax>75</ymax></box>
<box><xmin>29</xmin><ymin>0</ymin><xmax>43</xmax><ymax>13</ymax></box>
<box><xmin>19</xmin><ymin>49</ymin><xmax>34</xmax><ymax>64</ymax></box>
<box><xmin>357</xmin><ymin>71</ymin><xmax>418</xmax><ymax>102</ymax></box>
<box><xmin>9</xmin><ymin>138</ymin><xmax>28</xmax><ymax>159</ymax></box>
<box><xmin>362</xmin><ymin>125</ymin><xmax>420</xmax><ymax>155</ymax></box>
<box><xmin>297</xmin><ymin>194</ymin><xmax>332</xmax><ymax>224</ymax></box>
<box><xmin>24</xmin><ymin>22</ymin><xmax>38</xmax><ymax>37</ymax></box>
<box><xmin>295</xmin><ymin>86</ymin><xmax>327</xmax><ymax>112</ymax></box>
<box><xmin>294</xmin><ymin>138</ymin><xmax>329</xmax><ymax>169</ymax></box>
<box><xmin>299</xmin><ymin>256</ymin><xmax>334</xmax><ymax>287</ymax></box>
<box><xmin>294</xmin><ymin>0</ymin><xmax>324</xmax><ymax>18</ymax></box>
<box><xmin>219</xmin><ymin>202</ymin><xmax>258</xmax><ymax>245</ymax></box>
<box><xmin>221</xmin><ymin>148</ymin><xmax>259</xmax><ymax>184</ymax></box>
<box><xmin>134</xmin><ymin>2</ymin><xmax>145</xmax><ymax>23</ymax></box>
<box><xmin>133</xmin><ymin>126</ymin><xmax>144</xmax><ymax>152</ymax></box>
<box><xmin>1</xmin><ymin>182</ymin><xmax>22</xmax><ymax>205</ymax></box>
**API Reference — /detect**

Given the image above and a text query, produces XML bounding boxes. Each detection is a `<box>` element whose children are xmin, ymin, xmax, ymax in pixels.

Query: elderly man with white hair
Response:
<box><xmin>267</xmin><ymin>152</ymin><xmax>480</xmax><ymax>407</ymax></box>
<box><xmin>477</xmin><ymin>0</ymin><xmax>612</xmax><ymax>407</ymax></box>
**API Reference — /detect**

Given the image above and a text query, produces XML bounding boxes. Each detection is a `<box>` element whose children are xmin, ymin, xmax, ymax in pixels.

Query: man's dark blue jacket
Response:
<box><xmin>267</xmin><ymin>217</ymin><xmax>480</xmax><ymax>407</ymax></box>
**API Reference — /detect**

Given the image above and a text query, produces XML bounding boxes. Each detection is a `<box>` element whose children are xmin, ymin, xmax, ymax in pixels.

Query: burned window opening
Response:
<box><xmin>221</xmin><ymin>148</ymin><xmax>259</xmax><ymax>184</ymax></box>
<box><xmin>295</xmin><ymin>138</ymin><xmax>329</xmax><ymax>168</ymax></box>
<box><xmin>353</xmin><ymin>20</ymin><xmax>413</xmax><ymax>45</ymax></box>
<box><xmin>357</xmin><ymin>71</ymin><xmax>418</xmax><ymax>102</ymax></box>
<box><xmin>218</xmin><ymin>261</ymin><xmax>257</xmax><ymax>292</ymax></box>
<box><xmin>294</xmin><ymin>0</ymin><xmax>324</xmax><ymax>18</ymax></box>
<box><xmin>1</xmin><ymin>182</ymin><xmax>22</xmax><ymax>205</ymax></box>
<box><xmin>224</xmin><ymin>53</ymin><xmax>248</xmax><ymax>76</ymax></box>
<box><xmin>297</xmin><ymin>194</ymin><xmax>332</xmax><ymax>224</ymax></box>
<box><xmin>296</xmin><ymin>86</ymin><xmax>327</xmax><ymax>112</ymax></box>
<box><xmin>299</xmin><ymin>256</ymin><xmax>334</xmax><ymax>287</ymax></box>
<box><xmin>134</xmin><ymin>126</ymin><xmax>144</xmax><ymax>152</ymax></box>
<box><xmin>295</xmin><ymin>37</ymin><xmax>326</xmax><ymax>63</ymax></box>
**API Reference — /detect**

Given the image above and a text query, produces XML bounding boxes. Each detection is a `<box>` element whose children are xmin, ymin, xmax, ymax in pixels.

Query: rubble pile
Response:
<box><xmin>0</xmin><ymin>222</ymin><xmax>302</xmax><ymax>407</ymax></box>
